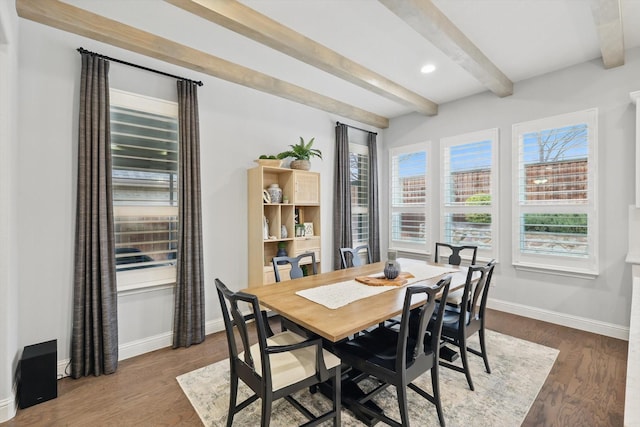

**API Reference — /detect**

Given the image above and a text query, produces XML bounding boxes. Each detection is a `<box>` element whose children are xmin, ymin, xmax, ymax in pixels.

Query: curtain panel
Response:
<box><xmin>367</xmin><ymin>132</ymin><xmax>381</xmax><ymax>262</ymax></box>
<box><xmin>172</xmin><ymin>80</ymin><xmax>205</xmax><ymax>348</ymax></box>
<box><xmin>71</xmin><ymin>53</ymin><xmax>119</xmax><ymax>378</ymax></box>
<box><xmin>333</xmin><ymin>123</ymin><xmax>352</xmax><ymax>269</ymax></box>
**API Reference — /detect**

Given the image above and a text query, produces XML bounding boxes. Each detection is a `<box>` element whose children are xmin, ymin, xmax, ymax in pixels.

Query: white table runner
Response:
<box><xmin>295</xmin><ymin>260</ymin><xmax>459</xmax><ymax>309</ymax></box>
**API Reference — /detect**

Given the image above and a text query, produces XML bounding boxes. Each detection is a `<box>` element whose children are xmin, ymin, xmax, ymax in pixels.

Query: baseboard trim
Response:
<box><xmin>488</xmin><ymin>298</ymin><xmax>629</xmax><ymax>340</ymax></box>
<box><xmin>0</xmin><ymin>385</ymin><xmax>17</xmax><ymax>423</ymax></box>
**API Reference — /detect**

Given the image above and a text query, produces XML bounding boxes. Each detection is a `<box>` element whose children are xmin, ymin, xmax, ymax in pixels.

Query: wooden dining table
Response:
<box><xmin>242</xmin><ymin>260</ymin><xmax>464</xmax><ymax>342</ymax></box>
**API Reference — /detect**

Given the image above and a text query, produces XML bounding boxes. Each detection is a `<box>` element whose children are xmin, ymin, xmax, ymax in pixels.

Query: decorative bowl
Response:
<box><xmin>254</xmin><ymin>159</ymin><xmax>283</xmax><ymax>167</ymax></box>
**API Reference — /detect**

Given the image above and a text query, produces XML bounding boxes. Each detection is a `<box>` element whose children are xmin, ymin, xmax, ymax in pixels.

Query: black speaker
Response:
<box><xmin>19</xmin><ymin>339</ymin><xmax>57</xmax><ymax>409</ymax></box>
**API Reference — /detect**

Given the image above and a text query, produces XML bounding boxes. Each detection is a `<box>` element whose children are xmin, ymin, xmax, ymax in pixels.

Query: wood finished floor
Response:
<box><xmin>2</xmin><ymin>308</ymin><xmax>627</xmax><ymax>427</ymax></box>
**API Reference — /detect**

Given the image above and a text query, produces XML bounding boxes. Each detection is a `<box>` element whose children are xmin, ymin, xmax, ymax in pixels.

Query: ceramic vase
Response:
<box><xmin>267</xmin><ymin>183</ymin><xmax>283</xmax><ymax>203</ymax></box>
<box><xmin>384</xmin><ymin>250</ymin><xmax>401</xmax><ymax>279</ymax></box>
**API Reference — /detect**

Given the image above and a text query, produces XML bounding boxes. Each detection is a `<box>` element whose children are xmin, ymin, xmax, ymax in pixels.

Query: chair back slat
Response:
<box><xmin>395</xmin><ymin>277</ymin><xmax>451</xmax><ymax>371</ymax></box>
<box><xmin>215</xmin><ymin>279</ymin><xmax>271</xmax><ymax>374</ymax></box>
<box><xmin>434</xmin><ymin>242</ymin><xmax>478</xmax><ymax>266</ymax></box>
<box><xmin>272</xmin><ymin>252</ymin><xmax>317</xmax><ymax>282</ymax></box>
<box><xmin>339</xmin><ymin>244</ymin><xmax>372</xmax><ymax>268</ymax></box>
<box><xmin>460</xmin><ymin>261</ymin><xmax>496</xmax><ymax>326</ymax></box>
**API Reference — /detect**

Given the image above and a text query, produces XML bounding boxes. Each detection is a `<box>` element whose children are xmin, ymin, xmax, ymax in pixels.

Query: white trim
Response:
<box><xmin>440</xmin><ymin>127</ymin><xmax>499</xmax><ymax>261</ymax></box>
<box><xmin>0</xmin><ymin>379</ymin><xmax>16</xmax><ymax>423</ymax></box>
<box><xmin>511</xmin><ymin>108</ymin><xmax>598</xmax><ymax>274</ymax></box>
<box><xmin>512</xmin><ymin>262</ymin><xmax>598</xmax><ymax>279</ymax></box>
<box><xmin>631</xmin><ymin>91</ymin><xmax>640</xmax><ymax>208</ymax></box>
<box><xmin>488</xmin><ymin>298</ymin><xmax>628</xmax><ymax>340</ymax></box>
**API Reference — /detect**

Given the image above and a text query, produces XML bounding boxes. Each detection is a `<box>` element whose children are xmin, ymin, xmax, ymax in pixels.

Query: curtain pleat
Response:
<box><xmin>333</xmin><ymin>124</ymin><xmax>352</xmax><ymax>269</ymax></box>
<box><xmin>71</xmin><ymin>53</ymin><xmax>119</xmax><ymax>378</ymax></box>
<box><xmin>367</xmin><ymin>132</ymin><xmax>381</xmax><ymax>262</ymax></box>
<box><xmin>172</xmin><ymin>80</ymin><xmax>205</xmax><ymax>348</ymax></box>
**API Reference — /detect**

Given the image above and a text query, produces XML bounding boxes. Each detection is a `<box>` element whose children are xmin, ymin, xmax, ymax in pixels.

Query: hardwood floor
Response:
<box><xmin>2</xmin><ymin>308</ymin><xmax>627</xmax><ymax>426</ymax></box>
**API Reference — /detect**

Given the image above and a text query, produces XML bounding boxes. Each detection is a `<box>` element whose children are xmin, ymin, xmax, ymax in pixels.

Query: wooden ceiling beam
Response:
<box><xmin>165</xmin><ymin>0</ymin><xmax>438</xmax><ymax>116</ymax></box>
<box><xmin>16</xmin><ymin>0</ymin><xmax>389</xmax><ymax>129</ymax></box>
<box><xmin>590</xmin><ymin>0</ymin><xmax>625</xmax><ymax>69</ymax></box>
<box><xmin>379</xmin><ymin>0</ymin><xmax>513</xmax><ymax>98</ymax></box>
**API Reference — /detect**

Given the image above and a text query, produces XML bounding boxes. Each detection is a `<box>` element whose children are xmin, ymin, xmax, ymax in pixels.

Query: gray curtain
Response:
<box><xmin>368</xmin><ymin>132</ymin><xmax>381</xmax><ymax>262</ymax></box>
<box><xmin>71</xmin><ymin>53</ymin><xmax>119</xmax><ymax>378</ymax></box>
<box><xmin>333</xmin><ymin>123</ymin><xmax>352</xmax><ymax>269</ymax></box>
<box><xmin>173</xmin><ymin>80</ymin><xmax>205</xmax><ymax>348</ymax></box>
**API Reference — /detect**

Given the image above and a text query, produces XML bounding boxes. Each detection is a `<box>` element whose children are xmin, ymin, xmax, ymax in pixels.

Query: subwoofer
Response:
<box><xmin>19</xmin><ymin>339</ymin><xmax>57</xmax><ymax>409</ymax></box>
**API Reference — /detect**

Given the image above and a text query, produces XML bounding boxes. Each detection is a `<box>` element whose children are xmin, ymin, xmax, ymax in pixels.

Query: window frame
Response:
<box><xmin>511</xmin><ymin>108</ymin><xmax>598</xmax><ymax>277</ymax></box>
<box><xmin>388</xmin><ymin>142</ymin><xmax>431</xmax><ymax>254</ymax></box>
<box><xmin>349</xmin><ymin>141</ymin><xmax>370</xmax><ymax>248</ymax></box>
<box><xmin>440</xmin><ymin>128</ymin><xmax>499</xmax><ymax>262</ymax></box>
<box><xmin>110</xmin><ymin>88</ymin><xmax>179</xmax><ymax>291</ymax></box>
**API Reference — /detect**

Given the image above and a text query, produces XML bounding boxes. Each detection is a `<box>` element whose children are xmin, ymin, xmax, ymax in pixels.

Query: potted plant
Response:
<box><xmin>277</xmin><ymin>137</ymin><xmax>322</xmax><ymax>170</ymax></box>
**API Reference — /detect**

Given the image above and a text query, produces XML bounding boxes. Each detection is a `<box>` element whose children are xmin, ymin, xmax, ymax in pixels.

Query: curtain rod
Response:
<box><xmin>336</xmin><ymin>121</ymin><xmax>378</xmax><ymax>135</ymax></box>
<box><xmin>77</xmin><ymin>47</ymin><xmax>203</xmax><ymax>87</ymax></box>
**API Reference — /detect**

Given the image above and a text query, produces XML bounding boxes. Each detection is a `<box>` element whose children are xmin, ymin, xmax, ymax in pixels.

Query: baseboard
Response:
<box><xmin>488</xmin><ymin>298</ymin><xmax>630</xmax><ymax>340</ymax></box>
<box><xmin>0</xmin><ymin>383</ymin><xmax>17</xmax><ymax>423</ymax></box>
<box><xmin>56</xmin><ymin>319</ymin><xmax>227</xmax><ymax>380</ymax></box>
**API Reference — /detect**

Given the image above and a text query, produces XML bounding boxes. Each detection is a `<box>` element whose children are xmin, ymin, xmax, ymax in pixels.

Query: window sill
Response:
<box><xmin>512</xmin><ymin>262</ymin><xmax>598</xmax><ymax>279</ymax></box>
<box><xmin>117</xmin><ymin>278</ymin><xmax>176</xmax><ymax>296</ymax></box>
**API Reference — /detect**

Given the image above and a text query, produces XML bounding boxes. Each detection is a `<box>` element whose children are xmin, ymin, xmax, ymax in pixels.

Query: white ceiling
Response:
<box><xmin>56</xmin><ymin>0</ymin><xmax>640</xmax><ymax>122</ymax></box>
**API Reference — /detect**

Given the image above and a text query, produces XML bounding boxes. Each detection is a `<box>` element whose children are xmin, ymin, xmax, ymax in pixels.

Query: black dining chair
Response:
<box><xmin>434</xmin><ymin>242</ymin><xmax>478</xmax><ymax>266</ymax></box>
<box><xmin>272</xmin><ymin>252</ymin><xmax>317</xmax><ymax>282</ymax></box>
<box><xmin>215</xmin><ymin>278</ymin><xmax>341</xmax><ymax>427</ymax></box>
<box><xmin>334</xmin><ymin>276</ymin><xmax>452</xmax><ymax>427</ymax></box>
<box><xmin>339</xmin><ymin>244</ymin><xmax>372</xmax><ymax>268</ymax></box>
<box><xmin>434</xmin><ymin>243</ymin><xmax>478</xmax><ymax>306</ymax></box>
<box><xmin>434</xmin><ymin>260</ymin><xmax>496</xmax><ymax>391</ymax></box>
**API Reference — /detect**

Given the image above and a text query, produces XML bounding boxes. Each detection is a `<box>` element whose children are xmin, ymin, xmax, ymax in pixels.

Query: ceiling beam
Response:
<box><xmin>16</xmin><ymin>0</ymin><xmax>389</xmax><ymax>129</ymax></box>
<box><xmin>379</xmin><ymin>0</ymin><xmax>513</xmax><ymax>98</ymax></box>
<box><xmin>165</xmin><ymin>0</ymin><xmax>438</xmax><ymax>116</ymax></box>
<box><xmin>590</xmin><ymin>0</ymin><xmax>625</xmax><ymax>69</ymax></box>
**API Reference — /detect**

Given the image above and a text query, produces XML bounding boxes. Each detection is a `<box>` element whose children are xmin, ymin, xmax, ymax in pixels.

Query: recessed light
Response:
<box><xmin>420</xmin><ymin>64</ymin><xmax>436</xmax><ymax>74</ymax></box>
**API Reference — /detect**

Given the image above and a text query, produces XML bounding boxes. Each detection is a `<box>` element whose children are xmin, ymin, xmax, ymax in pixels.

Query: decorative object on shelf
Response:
<box><xmin>303</xmin><ymin>222</ymin><xmax>314</xmax><ymax>237</ymax></box>
<box><xmin>263</xmin><ymin>216</ymin><xmax>269</xmax><ymax>240</ymax></box>
<box><xmin>254</xmin><ymin>158</ymin><xmax>283</xmax><ymax>167</ymax></box>
<box><xmin>275</xmin><ymin>242</ymin><xmax>288</xmax><ymax>264</ymax></box>
<box><xmin>277</xmin><ymin>137</ymin><xmax>322</xmax><ymax>171</ymax></box>
<box><xmin>383</xmin><ymin>250</ymin><xmax>401</xmax><ymax>280</ymax></box>
<box><xmin>295</xmin><ymin>223</ymin><xmax>306</xmax><ymax>237</ymax></box>
<box><xmin>282</xmin><ymin>196</ymin><xmax>289</xmax><ymax>204</ymax></box>
<box><xmin>262</xmin><ymin>189</ymin><xmax>271</xmax><ymax>204</ymax></box>
<box><xmin>267</xmin><ymin>183</ymin><xmax>283</xmax><ymax>203</ymax></box>
<box><xmin>281</xmin><ymin>224</ymin><xmax>288</xmax><ymax>239</ymax></box>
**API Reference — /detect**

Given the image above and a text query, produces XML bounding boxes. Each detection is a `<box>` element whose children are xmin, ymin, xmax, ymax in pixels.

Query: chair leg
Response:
<box><xmin>431</xmin><ymin>365</ymin><xmax>446</xmax><ymax>427</ymax></box>
<box><xmin>333</xmin><ymin>366</ymin><xmax>341</xmax><ymax>427</ymax></box>
<box><xmin>479</xmin><ymin>327</ymin><xmax>491</xmax><ymax>374</ymax></box>
<box><xmin>227</xmin><ymin>372</ymin><xmax>238</xmax><ymax>427</ymax></box>
<box><xmin>397</xmin><ymin>383</ymin><xmax>411</xmax><ymax>427</ymax></box>
<box><xmin>261</xmin><ymin>394</ymin><xmax>272</xmax><ymax>427</ymax></box>
<box><xmin>459</xmin><ymin>342</ymin><xmax>475</xmax><ymax>391</ymax></box>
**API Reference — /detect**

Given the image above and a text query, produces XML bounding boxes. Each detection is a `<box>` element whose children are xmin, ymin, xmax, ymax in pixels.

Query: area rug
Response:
<box><xmin>177</xmin><ymin>330</ymin><xmax>558</xmax><ymax>426</ymax></box>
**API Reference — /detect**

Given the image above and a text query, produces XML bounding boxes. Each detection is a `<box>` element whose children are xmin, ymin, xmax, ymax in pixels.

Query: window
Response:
<box><xmin>110</xmin><ymin>89</ymin><xmax>179</xmax><ymax>289</ymax></box>
<box><xmin>389</xmin><ymin>143</ymin><xmax>430</xmax><ymax>253</ymax></box>
<box><xmin>349</xmin><ymin>142</ymin><xmax>369</xmax><ymax>247</ymax></box>
<box><xmin>512</xmin><ymin>108</ymin><xmax>598</xmax><ymax>276</ymax></box>
<box><xmin>441</xmin><ymin>128</ymin><xmax>499</xmax><ymax>261</ymax></box>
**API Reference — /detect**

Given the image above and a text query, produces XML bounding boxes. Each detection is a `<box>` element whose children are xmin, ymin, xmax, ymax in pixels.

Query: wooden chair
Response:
<box><xmin>215</xmin><ymin>278</ymin><xmax>341</xmax><ymax>427</ymax></box>
<box><xmin>435</xmin><ymin>260</ymin><xmax>496</xmax><ymax>391</ymax></box>
<box><xmin>334</xmin><ymin>276</ymin><xmax>452</xmax><ymax>427</ymax></box>
<box><xmin>272</xmin><ymin>252</ymin><xmax>317</xmax><ymax>282</ymax></box>
<box><xmin>434</xmin><ymin>242</ymin><xmax>478</xmax><ymax>266</ymax></box>
<box><xmin>339</xmin><ymin>244</ymin><xmax>372</xmax><ymax>268</ymax></box>
<box><xmin>434</xmin><ymin>243</ymin><xmax>479</xmax><ymax>306</ymax></box>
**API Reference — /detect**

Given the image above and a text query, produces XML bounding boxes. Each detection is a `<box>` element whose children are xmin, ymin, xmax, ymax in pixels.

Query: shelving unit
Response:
<box><xmin>248</xmin><ymin>166</ymin><xmax>321</xmax><ymax>287</ymax></box>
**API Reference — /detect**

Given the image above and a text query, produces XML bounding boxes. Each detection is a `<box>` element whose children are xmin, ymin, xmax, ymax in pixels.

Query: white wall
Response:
<box><xmin>383</xmin><ymin>49</ymin><xmax>640</xmax><ymax>337</ymax></box>
<box><xmin>13</xmin><ymin>17</ymin><xmax>381</xmax><ymax>383</ymax></box>
<box><xmin>0</xmin><ymin>1</ymin><xmax>20</xmax><ymax>422</ymax></box>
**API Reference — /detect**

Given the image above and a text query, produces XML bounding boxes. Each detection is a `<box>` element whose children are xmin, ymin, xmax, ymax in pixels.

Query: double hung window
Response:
<box><xmin>441</xmin><ymin>129</ymin><xmax>498</xmax><ymax>260</ymax></box>
<box><xmin>389</xmin><ymin>143</ymin><xmax>430</xmax><ymax>253</ymax></box>
<box><xmin>110</xmin><ymin>89</ymin><xmax>179</xmax><ymax>289</ymax></box>
<box><xmin>349</xmin><ymin>142</ymin><xmax>369</xmax><ymax>247</ymax></box>
<box><xmin>512</xmin><ymin>108</ymin><xmax>598</xmax><ymax>276</ymax></box>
